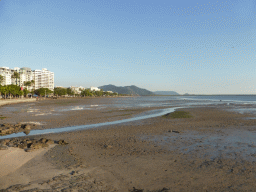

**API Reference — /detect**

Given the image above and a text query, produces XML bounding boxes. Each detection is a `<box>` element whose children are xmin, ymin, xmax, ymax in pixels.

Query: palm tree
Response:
<box><xmin>11</xmin><ymin>72</ymin><xmax>20</xmax><ymax>86</ymax></box>
<box><xmin>30</xmin><ymin>80</ymin><xmax>35</xmax><ymax>94</ymax></box>
<box><xmin>24</xmin><ymin>81</ymin><xmax>31</xmax><ymax>89</ymax></box>
<box><xmin>0</xmin><ymin>75</ymin><xmax>4</xmax><ymax>86</ymax></box>
<box><xmin>23</xmin><ymin>81</ymin><xmax>31</xmax><ymax>97</ymax></box>
<box><xmin>0</xmin><ymin>75</ymin><xmax>3</xmax><ymax>98</ymax></box>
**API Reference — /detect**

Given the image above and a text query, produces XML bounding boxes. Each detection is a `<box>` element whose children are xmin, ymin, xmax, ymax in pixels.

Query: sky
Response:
<box><xmin>0</xmin><ymin>0</ymin><xmax>256</xmax><ymax>94</ymax></box>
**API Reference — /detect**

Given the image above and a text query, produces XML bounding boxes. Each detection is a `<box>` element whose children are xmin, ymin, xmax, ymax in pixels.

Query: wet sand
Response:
<box><xmin>1</xmin><ymin>98</ymin><xmax>256</xmax><ymax>191</ymax></box>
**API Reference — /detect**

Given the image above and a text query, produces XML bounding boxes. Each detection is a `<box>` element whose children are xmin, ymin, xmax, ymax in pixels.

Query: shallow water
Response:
<box><xmin>2</xmin><ymin>96</ymin><xmax>256</xmax><ymax>115</ymax></box>
<box><xmin>0</xmin><ymin>107</ymin><xmax>180</xmax><ymax>140</ymax></box>
<box><xmin>143</xmin><ymin>128</ymin><xmax>256</xmax><ymax>162</ymax></box>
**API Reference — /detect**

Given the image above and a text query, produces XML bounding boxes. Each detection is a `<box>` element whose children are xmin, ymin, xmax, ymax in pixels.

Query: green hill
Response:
<box><xmin>98</xmin><ymin>85</ymin><xmax>154</xmax><ymax>96</ymax></box>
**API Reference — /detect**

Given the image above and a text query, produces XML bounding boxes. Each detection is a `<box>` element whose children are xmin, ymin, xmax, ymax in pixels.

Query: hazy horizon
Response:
<box><xmin>1</xmin><ymin>0</ymin><xmax>255</xmax><ymax>94</ymax></box>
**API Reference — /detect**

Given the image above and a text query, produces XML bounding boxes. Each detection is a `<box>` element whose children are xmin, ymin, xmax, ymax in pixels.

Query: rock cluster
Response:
<box><xmin>0</xmin><ymin>123</ymin><xmax>36</xmax><ymax>136</ymax></box>
<box><xmin>0</xmin><ymin>137</ymin><xmax>68</xmax><ymax>152</ymax></box>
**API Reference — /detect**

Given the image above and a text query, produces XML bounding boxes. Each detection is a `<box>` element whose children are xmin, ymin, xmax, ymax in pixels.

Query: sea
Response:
<box><xmin>0</xmin><ymin>95</ymin><xmax>256</xmax><ymax>139</ymax></box>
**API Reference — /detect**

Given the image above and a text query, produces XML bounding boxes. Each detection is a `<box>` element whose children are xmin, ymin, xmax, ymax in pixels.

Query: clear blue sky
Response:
<box><xmin>0</xmin><ymin>0</ymin><xmax>255</xmax><ymax>94</ymax></box>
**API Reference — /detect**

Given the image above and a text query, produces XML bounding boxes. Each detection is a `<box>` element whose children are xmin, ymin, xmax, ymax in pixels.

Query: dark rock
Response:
<box><xmin>24</xmin><ymin>124</ymin><xmax>31</xmax><ymax>130</ymax></box>
<box><xmin>18</xmin><ymin>143</ymin><xmax>27</xmax><ymax>149</ymax></box>
<box><xmin>46</xmin><ymin>139</ymin><xmax>54</xmax><ymax>145</ymax></box>
<box><xmin>129</xmin><ymin>187</ymin><xmax>144</xmax><ymax>192</ymax></box>
<box><xmin>30</xmin><ymin>142</ymin><xmax>43</xmax><ymax>149</ymax></box>
<box><xmin>58</xmin><ymin>140</ymin><xmax>68</xmax><ymax>145</ymax></box>
<box><xmin>39</xmin><ymin>138</ymin><xmax>47</xmax><ymax>143</ymax></box>
<box><xmin>103</xmin><ymin>144</ymin><xmax>113</xmax><ymax>149</ymax></box>
<box><xmin>23</xmin><ymin>130</ymin><xmax>30</xmax><ymax>135</ymax></box>
<box><xmin>168</xmin><ymin>130</ymin><xmax>180</xmax><ymax>133</ymax></box>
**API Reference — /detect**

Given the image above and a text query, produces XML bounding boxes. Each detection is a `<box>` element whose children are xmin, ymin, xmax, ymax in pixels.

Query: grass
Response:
<box><xmin>0</xmin><ymin>116</ymin><xmax>7</xmax><ymax>120</ymax></box>
<box><xmin>162</xmin><ymin>111</ymin><xmax>192</xmax><ymax>118</ymax></box>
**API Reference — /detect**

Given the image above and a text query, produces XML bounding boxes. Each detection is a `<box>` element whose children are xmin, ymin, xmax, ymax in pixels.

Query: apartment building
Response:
<box><xmin>90</xmin><ymin>86</ymin><xmax>100</xmax><ymax>91</ymax></box>
<box><xmin>0</xmin><ymin>67</ymin><xmax>54</xmax><ymax>91</ymax></box>
<box><xmin>0</xmin><ymin>67</ymin><xmax>12</xmax><ymax>85</ymax></box>
<box><xmin>70</xmin><ymin>86</ymin><xmax>85</xmax><ymax>94</ymax></box>
<box><xmin>34</xmin><ymin>68</ymin><xmax>54</xmax><ymax>91</ymax></box>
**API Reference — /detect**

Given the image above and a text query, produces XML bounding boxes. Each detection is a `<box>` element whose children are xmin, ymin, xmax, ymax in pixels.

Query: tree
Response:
<box><xmin>34</xmin><ymin>88</ymin><xmax>53</xmax><ymax>96</ymax></box>
<box><xmin>23</xmin><ymin>88</ymin><xmax>30</xmax><ymax>97</ymax></box>
<box><xmin>23</xmin><ymin>81</ymin><xmax>31</xmax><ymax>92</ymax></box>
<box><xmin>11</xmin><ymin>72</ymin><xmax>20</xmax><ymax>86</ymax></box>
<box><xmin>0</xmin><ymin>86</ymin><xmax>8</xmax><ymax>99</ymax></box>
<box><xmin>54</xmin><ymin>87</ymin><xmax>67</xmax><ymax>96</ymax></box>
<box><xmin>6</xmin><ymin>84</ymin><xmax>22</xmax><ymax>98</ymax></box>
<box><xmin>67</xmin><ymin>88</ymin><xmax>75</xmax><ymax>96</ymax></box>
<box><xmin>95</xmin><ymin>90</ymin><xmax>103</xmax><ymax>97</ymax></box>
<box><xmin>0</xmin><ymin>75</ymin><xmax>3</xmax><ymax>97</ymax></box>
<box><xmin>0</xmin><ymin>75</ymin><xmax>4</xmax><ymax>86</ymax></box>
<box><xmin>24</xmin><ymin>81</ymin><xmax>31</xmax><ymax>87</ymax></box>
<box><xmin>31</xmin><ymin>80</ymin><xmax>35</xmax><ymax>90</ymax></box>
<box><xmin>80</xmin><ymin>89</ymin><xmax>92</xmax><ymax>96</ymax></box>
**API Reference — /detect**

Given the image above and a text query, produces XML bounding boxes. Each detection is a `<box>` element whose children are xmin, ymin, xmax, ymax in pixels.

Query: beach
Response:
<box><xmin>1</xmin><ymin>97</ymin><xmax>256</xmax><ymax>191</ymax></box>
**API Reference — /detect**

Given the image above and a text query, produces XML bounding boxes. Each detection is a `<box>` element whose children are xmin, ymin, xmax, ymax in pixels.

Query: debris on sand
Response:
<box><xmin>0</xmin><ymin>123</ymin><xmax>37</xmax><ymax>136</ymax></box>
<box><xmin>0</xmin><ymin>137</ymin><xmax>68</xmax><ymax>152</ymax></box>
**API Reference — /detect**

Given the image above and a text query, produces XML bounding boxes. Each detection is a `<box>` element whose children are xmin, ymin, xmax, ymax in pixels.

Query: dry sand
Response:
<box><xmin>0</xmin><ymin>145</ymin><xmax>55</xmax><ymax>178</ymax></box>
<box><xmin>0</xmin><ymin>98</ymin><xmax>256</xmax><ymax>191</ymax></box>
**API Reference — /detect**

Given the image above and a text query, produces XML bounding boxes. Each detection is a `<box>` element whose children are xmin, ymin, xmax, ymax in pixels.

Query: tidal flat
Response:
<box><xmin>0</xmin><ymin>97</ymin><xmax>256</xmax><ymax>191</ymax></box>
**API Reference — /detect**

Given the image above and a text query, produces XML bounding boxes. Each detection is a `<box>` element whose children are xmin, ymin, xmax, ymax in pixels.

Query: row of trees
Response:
<box><xmin>0</xmin><ymin>85</ymin><xmax>29</xmax><ymax>98</ymax></box>
<box><xmin>0</xmin><ymin>85</ymin><xmax>54</xmax><ymax>98</ymax></box>
<box><xmin>0</xmin><ymin>85</ymin><xmax>119</xmax><ymax>99</ymax></box>
<box><xmin>54</xmin><ymin>87</ymin><xmax>118</xmax><ymax>97</ymax></box>
<box><xmin>34</xmin><ymin>87</ymin><xmax>119</xmax><ymax>97</ymax></box>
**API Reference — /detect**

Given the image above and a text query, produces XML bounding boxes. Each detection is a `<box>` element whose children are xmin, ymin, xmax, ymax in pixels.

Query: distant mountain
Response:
<box><xmin>154</xmin><ymin>91</ymin><xmax>179</xmax><ymax>95</ymax></box>
<box><xmin>98</xmin><ymin>84</ymin><xmax>154</xmax><ymax>96</ymax></box>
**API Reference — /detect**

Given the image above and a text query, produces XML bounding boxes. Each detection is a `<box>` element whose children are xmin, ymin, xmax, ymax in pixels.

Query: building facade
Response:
<box><xmin>70</xmin><ymin>86</ymin><xmax>85</xmax><ymax>94</ymax></box>
<box><xmin>0</xmin><ymin>67</ymin><xmax>12</xmax><ymax>86</ymax></box>
<box><xmin>90</xmin><ymin>86</ymin><xmax>100</xmax><ymax>91</ymax></box>
<box><xmin>0</xmin><ymin>67</ymin><xmax>54</xmax><ymax>91</ymax></box>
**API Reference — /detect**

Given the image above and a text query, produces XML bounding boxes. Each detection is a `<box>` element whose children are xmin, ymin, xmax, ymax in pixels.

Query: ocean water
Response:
<box><xmin>0</xmin><ymin>95</ymin><xmax>255</xmax><ymax>139</ymax></box>
<box><xmin>114</xmin><ymin>95</ymin><xmax>256</xmax><ymax>113</ymax></box>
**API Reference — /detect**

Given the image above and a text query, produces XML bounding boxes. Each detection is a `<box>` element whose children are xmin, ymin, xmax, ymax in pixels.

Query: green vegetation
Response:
<box><xmin>80</xmin><ymin>89</ymin><xmax>118</xmax><ymax>97</ymax></box>
<box><xmin>162</xmin><ymin>111</ymin><xmax>192</xmax><ymax>118</ymax></box>
<box><xmin>0</xmin><ymin>75</ymin><xmax>4</xmax><ymax>86</ymax></box>
<box><xmin>34</xmin><ymin>88</ymin><xmax>53</xmax><ymax>96</ymax></box>
<box><xmin>0</xmin><ymin>115</ymin><xmax>6</xmax><ymax>119</ymax></box>
<box><xmin>0</xmin><ymin>85</ymin><xmax>23</xmax><ymax>98</ymax></box>
<box><xmin>67</xmin><ymin>88</ymin><xmax>74</xmax><ymax>95</ymax></box>
<box><xmin>11</xmin><ymin>72</ymin><xmax>20</xmax><ymax>86</ymax></box>
<box><xmin>54</xmin><ymin>87</ymin><xmax>67</xmax><ymax>96</ymax></box>
<box><xmin>0</xmin><ymin>83</ymin><xmax>121</xmax><ymax>99</ymax></box>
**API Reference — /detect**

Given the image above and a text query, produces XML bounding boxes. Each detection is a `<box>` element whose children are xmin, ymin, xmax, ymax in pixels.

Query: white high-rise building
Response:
<box><xmin>34</xmin><ymin>68</ymin><xmax>54</xmax><ymax>91</ymax></box>
<box><xmin>0</xmin><ymin>67</ymin><xmax>54</xmax><ymax>91</ymax></box>
<box><xmin>0</xmin><ymin>67</ymin><xmax>12</xmax><ymax>85</ymax></box>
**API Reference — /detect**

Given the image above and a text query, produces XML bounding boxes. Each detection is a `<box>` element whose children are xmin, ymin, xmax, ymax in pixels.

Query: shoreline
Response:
<box><xmin>0</xmin><ymin>98</ymin><xmax>37</xmax><ymax>107</ymax></box>
<box><xmin>1</xmin><ymin>98</ymin><xmax>256</xmax><ymax>191</ymax></box>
